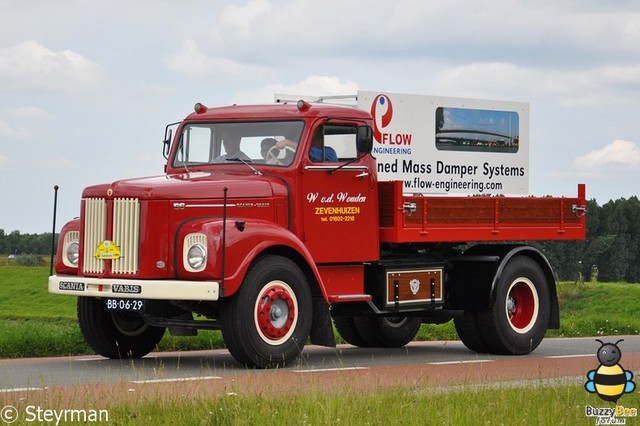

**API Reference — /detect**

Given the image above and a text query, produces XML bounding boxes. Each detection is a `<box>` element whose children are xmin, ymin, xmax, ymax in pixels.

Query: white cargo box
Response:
<box><xmin>357</xmin><ymin>91</ymin><xmax>529</xmax><ymax>195</ymax></box>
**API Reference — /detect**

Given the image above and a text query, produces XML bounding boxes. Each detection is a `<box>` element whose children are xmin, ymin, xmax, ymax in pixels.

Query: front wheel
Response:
<box><xmin>476</xmin><ymin>256</ymin><xmax>550</xmax><ymax>355</ymax></box>
<box><xmin>77</xmin><ymin>297</ymin><xmax>166</xmax><ymax>359</ymax></box>
<box><xmin>221</xmin><ymin>255</ymin><xmax>312</xmax><ymax>368</ymax></box>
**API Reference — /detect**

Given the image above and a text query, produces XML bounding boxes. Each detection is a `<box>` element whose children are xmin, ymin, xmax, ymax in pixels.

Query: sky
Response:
<box><xmin>2</xmin><ymin>0</ymin><xmax>640</xmax><ymax>234</ymax></box>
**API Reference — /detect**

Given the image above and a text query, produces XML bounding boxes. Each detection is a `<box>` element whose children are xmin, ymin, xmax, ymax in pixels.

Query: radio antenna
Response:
<box><xmin>49</xmin><ymin>185</ymin><xmax>59</xmax><ymax>276</ymax></box>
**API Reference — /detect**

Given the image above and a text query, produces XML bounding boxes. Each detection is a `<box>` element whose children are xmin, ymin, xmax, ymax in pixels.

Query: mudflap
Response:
<box><xmin>310</xmin><ymin>297</ymin><xmax>336</xmax><ymax>347</ymax></box>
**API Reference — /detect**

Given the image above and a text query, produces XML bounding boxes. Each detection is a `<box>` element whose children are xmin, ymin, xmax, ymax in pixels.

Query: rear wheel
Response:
<box><xmin>477</xmin><ymin>256</ymin><xmax>550</xmax><ymax>354</ymax></box>
<box><xmin>454</xmin><ymin>311</ymin><xmax>490</xmax><ymax>353</ymax></box>
<box><xmin>334</xmin><ymin>317</ymin><xmax>371</xmax><ymax>347</ymax></box>
<box><xmin>357</xmin><ymin>316</ymin><xmax>422</xmax><ymax>348</ymax></box>
<box><xmin>336</xmin><ymin>316</ymin><xmax>422</xmax><ymax>348</ymax></box>
<box><xmin>221</xmin><ymin>255</ymin><xmax>312</xmax><ymax>368</ymax></box>
<box><xmin>77</xmin><ymin>297</ymin><xmax>165</xmax><ymax>359</ymax></box>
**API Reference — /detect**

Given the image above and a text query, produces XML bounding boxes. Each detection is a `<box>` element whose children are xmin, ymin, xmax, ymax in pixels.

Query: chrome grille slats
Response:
<box><xmin>82</xmin><ymin>197</ymin><xmax>140</xmax><ymax>275</ymax></box>
<box><xmin>83</xmin><ymin>198</ymin><xmax>106</xmax><ymax>274</ymax></box>
<box><xmin>112</xmin><ymin>198</ymin><xmax>140</xmax><ymax>274</ymax></box>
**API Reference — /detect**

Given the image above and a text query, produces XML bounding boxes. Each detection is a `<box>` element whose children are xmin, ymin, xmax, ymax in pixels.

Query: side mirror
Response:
<box><xmin>356</xmin><ymin>125</ymin><xmax>373</xmax><ymax>154</ymax></box>
<box><xmin>162</xmin><ymin>129</ymin><xmax>172</xmax><ymax>159</ymax></box>
<box><xmin>163</xmin><ymin>121</ymin><xmax>181</xmax><ymax>160</ymax></box>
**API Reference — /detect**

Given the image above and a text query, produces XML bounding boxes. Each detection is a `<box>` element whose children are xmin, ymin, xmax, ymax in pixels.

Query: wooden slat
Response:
<box><xmin>378</xmin><ymin>181</ymin><xmax>587</xmax><ymax>243</ymax></box>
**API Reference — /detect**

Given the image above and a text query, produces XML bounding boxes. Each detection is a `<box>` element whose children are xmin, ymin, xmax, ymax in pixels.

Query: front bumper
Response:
<box><xmin>48</xmin><ymin>275</ymin><xmax>220</xmax><ymax>301</ymax></box>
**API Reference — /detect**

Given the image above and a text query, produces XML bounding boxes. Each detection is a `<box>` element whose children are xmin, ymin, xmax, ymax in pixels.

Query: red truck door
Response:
<box><xmin>299</xmin><ymin>124</ymin><xmax>379</xmax><ymax>263</ymax></box>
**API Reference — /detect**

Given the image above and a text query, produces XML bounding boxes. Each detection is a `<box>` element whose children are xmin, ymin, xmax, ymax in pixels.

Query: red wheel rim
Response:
<box><xmin>505</xmin><ymin>278</ymin><xmax>538</xmax><ymax>333</ymax></box>
<box><xmin>255</xmin><ymin>283</ymin><xmax>296</xmax><ymax>343</ymax></box>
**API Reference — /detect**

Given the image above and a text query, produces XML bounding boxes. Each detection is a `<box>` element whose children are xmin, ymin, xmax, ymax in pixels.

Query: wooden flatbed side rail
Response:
<box><xmin>379</xmin><ymin>182</ymin><xmax>587</xmax><ymax>243</ymax></box>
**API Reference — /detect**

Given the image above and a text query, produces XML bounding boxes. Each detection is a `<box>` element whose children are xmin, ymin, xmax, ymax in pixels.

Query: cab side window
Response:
<box><xmin>309</xmin><ymin>125</ymin><xmax>357</xmax><ymax>162</ymax></box>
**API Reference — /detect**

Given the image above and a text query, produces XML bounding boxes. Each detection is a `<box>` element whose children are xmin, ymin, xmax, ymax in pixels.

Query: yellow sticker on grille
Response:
<box><xmin>94</xmin><ymin>240</ymin><xmax>121</xmax><ymax>260</ymax></box>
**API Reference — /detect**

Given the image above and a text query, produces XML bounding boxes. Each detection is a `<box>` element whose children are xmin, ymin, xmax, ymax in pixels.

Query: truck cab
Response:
<box><xmin>51</xmin><ymin>100</ymin><xmax>381</xmax><ymax>367</ymax></box>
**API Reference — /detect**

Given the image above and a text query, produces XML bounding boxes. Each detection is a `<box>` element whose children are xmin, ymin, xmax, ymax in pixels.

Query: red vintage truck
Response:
<box><xmin>48</xmin><ymin>93</ymin><xmax>586</xmax><ymax>368</ymax></box>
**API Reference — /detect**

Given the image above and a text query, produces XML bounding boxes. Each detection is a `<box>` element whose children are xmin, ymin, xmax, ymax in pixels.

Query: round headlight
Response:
<box><xmin>65</xmin><ymin>240</ymin><xmax>79</xmax><ymax>266</ymax></box>
<box><xmin>187</xmin><ymin>244</ymin><xmax>207</xmax><ymax>270</ymax></box>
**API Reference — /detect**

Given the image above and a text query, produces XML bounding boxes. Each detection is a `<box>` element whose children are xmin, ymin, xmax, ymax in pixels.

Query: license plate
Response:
<box><xmin>105</xmin><ymin>298</ymin><xmax>145</xmax><ymax>312</ymax></box>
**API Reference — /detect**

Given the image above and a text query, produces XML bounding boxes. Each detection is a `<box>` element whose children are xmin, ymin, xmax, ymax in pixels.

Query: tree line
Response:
<box><xmin>533</xmin><ymin>196</ymin><xmax>640</xmax><ymax>283</ymax></box>
<box><xmin>1</xmin><ymin>196</ymin><xmax>639</xmax><ymax>282</ymax></box>
<box><xmin>0</xmin><ymin>230</ymin><xmax>55</xmax><ymax>257</ymax></box>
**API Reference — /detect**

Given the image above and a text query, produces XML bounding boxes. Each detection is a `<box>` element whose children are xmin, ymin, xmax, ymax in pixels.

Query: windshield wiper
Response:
<box><xmin>226</xmin><ymin>158</ymin><xmax>262</xmax><ymax>175</ymax></box>
<box><xmin>328</xmin><ymin>152</ymin><xmax>368</xmax><ymax>174</ymax></box>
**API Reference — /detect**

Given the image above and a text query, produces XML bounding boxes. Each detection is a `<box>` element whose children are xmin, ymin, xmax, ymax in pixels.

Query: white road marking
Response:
<box><xmin>544</xmin><ymin>354</ymin><xmax>593</xmax><ymax>359</ymax></box>
<box><xmin>428</xmin><ymin>360</ymin><xmax>494</xmax><ymax>365</ymax></box>
<box><xmin>0</xmin><ymin>387</ymin><xmax>45</xmax><ymax>393</ymax></box>
<box><xmin>294</xmin><ymin>367</ymin><xmax>369</xmax><ymax>373</ymax></box>
<box><xmin>131</xmin><ymin>376</ymin><xmax>222</xmax><ymax>384</ymax></box>
<box><xmin>75</xmin><ymin>356</ymin><xmax>159</xmax><ymax>362</ymax></box>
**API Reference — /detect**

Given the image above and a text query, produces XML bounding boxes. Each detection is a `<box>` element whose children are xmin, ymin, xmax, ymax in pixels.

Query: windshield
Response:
<box><xmin>172</xmin><ymin>120</ymin><xmax>304</xmax><ymax>168</ymax></box>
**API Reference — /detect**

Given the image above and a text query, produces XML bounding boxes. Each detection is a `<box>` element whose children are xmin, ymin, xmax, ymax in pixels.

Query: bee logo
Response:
<box><xmin>585</xmin><ymin>339</ymin><xmax>636</xmax><ymax>403</ymax></box>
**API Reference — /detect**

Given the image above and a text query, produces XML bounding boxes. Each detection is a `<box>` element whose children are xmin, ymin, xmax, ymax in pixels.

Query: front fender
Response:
<box><xmin>55</xmin><ymin>218</ymin><xmax>81</xmax><ymax>275</ymax></box>
<box><xmin>176</xmin><ymin>217</ymin><xmax>326</xmax><ymax>299</ymax></box>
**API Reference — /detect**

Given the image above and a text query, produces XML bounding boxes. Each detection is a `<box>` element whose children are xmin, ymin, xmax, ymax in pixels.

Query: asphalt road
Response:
<box><xmin>1</xmin><ymin>335</ymin><xmax>638</xmax><ymax>393</ymax></box>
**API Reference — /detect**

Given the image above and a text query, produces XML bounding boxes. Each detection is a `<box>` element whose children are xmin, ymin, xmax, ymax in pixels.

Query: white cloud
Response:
<box><xmin>574</xmin><ymin>140</ymin><xmax>640</xmax><ymax>169</ymax></box>
<box><xmin>0</xmin><ymin>155</ymin><xmax>19</xmax><ymax>170</ymax></box>
<box><xmin>210</xmin><ymin>0</ymin><xmax>272</xmax><ymax>40</ymax></box>
<box><xmin>0</xmin><ymin>106</ymin><xmax>53</xmax><ymax>141</ymax></box>
<box><xmin>0</xmin><ymin>119</ymin><xmax>29</xmax><ymax>140</ymax></box>
<box><xmin>166</xmin><ymin>39</ymin><xmax>269</xmax><ymax>79</ymax></box>
<box><xmin>2</xmin><ymin>106</ymin><xmax>53</xmax><ymax>121</ymax></box>
<box><xmin>207</xmin><ymin>0</ymin><xmax>358</xmax><ymax>54</ymax></box>
<box><xmin>232</xmin><ymin>75</ymin><xmax>359</xmax><ymax>104</ymax></box>
<box><xmin>561</xmin><ymin>8</ymin><xmax>640</xmax><ymax>54</ymax></box>
<box><xmin>0</xmin><ymin>41</ymin><xmax>106</xmax><ymax>93</ymax></box>
<box><xmin>135</xmin><ymin>81</ymin><xmax>176</xmax><ymax>98</ymax></box>
<box><xmin>36</xmin><ymin>156</ymin><xmax>78</xmax><ymax>170</ymax></box>
<box><xmin>431</xmin><ymin>62</ymin><xmax>640</xmax><ymax>107</ymax></box>
<box><xmin>191</xmin><ymin>1</ymin><xmax>640</xmax><ymax>67</ymax></box>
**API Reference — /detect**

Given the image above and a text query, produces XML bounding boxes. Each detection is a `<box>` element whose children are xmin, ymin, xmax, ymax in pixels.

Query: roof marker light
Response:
<box><xmin>297</xmin><ymin>100</ymin><xmax>311</xmax><ymax>111</ymax></box>
<box><xmin>194</xmin><ymin>102</ymin><xmax>208</xmax><ymax>114</ymax></box>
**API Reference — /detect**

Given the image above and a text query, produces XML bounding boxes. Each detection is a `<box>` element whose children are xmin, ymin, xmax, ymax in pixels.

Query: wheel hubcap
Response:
<box><xmin>256</xmin><ymin>283</ymin><xmax>296</xmax><ymax>342</ymax></box>
<box><xmin>269</xmin><ymin>299</ymin><xmax>288</xmax><ymax>328</ymax></box>
<box><xmin>505</xmin><ymin>278</ymin><xmax>539</xmax><ymax>334</ymax></box>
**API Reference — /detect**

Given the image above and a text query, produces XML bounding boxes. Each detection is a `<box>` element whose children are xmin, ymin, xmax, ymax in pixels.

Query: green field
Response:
<box><xmin>1</xmin><ymin>265</ymin><xmax>639</xmax><ymax>358</ymax></box>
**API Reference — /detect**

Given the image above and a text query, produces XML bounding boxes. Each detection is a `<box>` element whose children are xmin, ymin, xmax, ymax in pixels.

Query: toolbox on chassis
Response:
<box><xmin>48</xmin><ymin>93</ymin><xmax>587</xmax><ymax>368</ymax></box>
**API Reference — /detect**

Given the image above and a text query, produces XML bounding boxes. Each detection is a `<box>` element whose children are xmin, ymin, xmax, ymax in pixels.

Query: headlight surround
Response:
<box><xmin>183</xmin><ymin>233</ymin><xmax>208</xmax><ymax>272</ymax></box>
<box><xmin>62</xmin><ymin>231</ymin><xmax>80</xmax><ymax>268</ymax></box>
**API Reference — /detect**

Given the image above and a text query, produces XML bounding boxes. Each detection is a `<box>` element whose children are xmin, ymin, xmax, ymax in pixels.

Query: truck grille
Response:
<box><xmin>82</xmin><ymin>197</ymin><xmax>141</xmax><ymax>275</ymax></box>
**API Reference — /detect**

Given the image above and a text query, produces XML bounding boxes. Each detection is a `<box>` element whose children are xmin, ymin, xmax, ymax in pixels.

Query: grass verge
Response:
<box><xmin>117</xmin><ymin>385</ymin><xmax>592</xmax><ymax>425</ymax></box>
<box><xmin>3</xmin><ymin>381</ymin><xmax>600</xmax><ymax>425</ymax></box>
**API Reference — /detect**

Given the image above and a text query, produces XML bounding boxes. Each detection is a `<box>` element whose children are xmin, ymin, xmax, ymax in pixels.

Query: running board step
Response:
<box><xmin>328</xmin><ymin>294</ymin><xmax>372</xmax><ymax>303</ymax></box>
